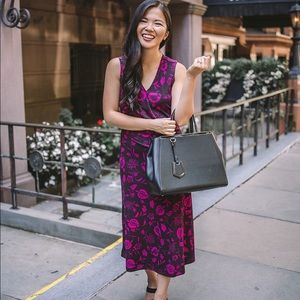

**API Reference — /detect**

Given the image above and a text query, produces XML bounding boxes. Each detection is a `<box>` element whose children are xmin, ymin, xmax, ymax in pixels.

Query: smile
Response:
<box><xmin>142</xmin><ymin>33</ymin><xmax>155</xmax><ymax>41</ymax></box>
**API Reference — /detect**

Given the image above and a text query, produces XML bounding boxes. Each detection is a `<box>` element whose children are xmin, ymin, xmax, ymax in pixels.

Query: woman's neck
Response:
<box><xmin>141</xmin><ymin>48</ymin><xmax>162</xmax><ymax>67</ymax></box>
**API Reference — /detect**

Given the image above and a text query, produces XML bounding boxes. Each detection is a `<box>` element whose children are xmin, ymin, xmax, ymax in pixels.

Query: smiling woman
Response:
<box><xmin>102</xmin><ymin>1</ymin><xmax>210</xmax><ymax>299</ymax></box>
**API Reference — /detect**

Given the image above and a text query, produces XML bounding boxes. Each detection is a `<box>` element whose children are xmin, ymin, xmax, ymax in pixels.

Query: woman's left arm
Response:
<box><xmin>171</xmin><ymin>56</ymin><xmax>210</xmax><ymax>126</ymax></box>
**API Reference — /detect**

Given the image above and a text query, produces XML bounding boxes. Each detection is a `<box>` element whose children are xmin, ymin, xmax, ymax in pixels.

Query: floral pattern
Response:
<box><xmin>118</xmin><ymin>55</ymin><xmax>195</xmax><ymax>277</ymax></box>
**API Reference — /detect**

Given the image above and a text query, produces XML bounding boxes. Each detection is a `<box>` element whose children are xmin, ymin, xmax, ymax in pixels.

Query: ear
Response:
<box><xmin>164</xmin><ymin>31</ymin><xmax>169</xmax><ymax>41</ymax></box>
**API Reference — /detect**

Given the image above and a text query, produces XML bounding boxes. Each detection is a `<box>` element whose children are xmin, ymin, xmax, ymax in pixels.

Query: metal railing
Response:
<box><xmin>0</xmin><ymin>88</ymin><xmax>294</xmax><ymax>219</ymax></box>
<box><xmin>195</xmin><ymin>87</ymin><xmax>293</xmax><ymax>165</ymax></box>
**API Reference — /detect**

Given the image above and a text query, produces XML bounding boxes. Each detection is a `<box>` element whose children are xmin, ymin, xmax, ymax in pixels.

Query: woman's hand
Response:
<box><xmin>151</xmin><ymin>118</ymin><xmax>176</xmax><ymax>136</ymax></box>
<box><xmin>187</xmin><ymin>56</ymin><xmax>211</xmax><ymax>79</ymax></box>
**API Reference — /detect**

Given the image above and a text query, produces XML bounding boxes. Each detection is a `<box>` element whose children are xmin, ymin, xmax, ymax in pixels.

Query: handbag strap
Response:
<box><xmin>171</xmin><ymin>109</ymin><xmax>198</xmax><ymax>133</ymax></box>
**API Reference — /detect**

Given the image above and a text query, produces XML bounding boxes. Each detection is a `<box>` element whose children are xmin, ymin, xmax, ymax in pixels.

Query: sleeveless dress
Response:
<box><xmin>118</xmin><ymin>54</ymin><xmax>195</xmax><ymax>277</ymax></box>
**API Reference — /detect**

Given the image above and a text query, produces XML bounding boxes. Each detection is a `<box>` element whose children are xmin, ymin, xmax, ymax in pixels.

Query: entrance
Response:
<box><xmin>70</xmin><ymin>43</ymin><xmax>110</xmax><ymax>125</ymax></box>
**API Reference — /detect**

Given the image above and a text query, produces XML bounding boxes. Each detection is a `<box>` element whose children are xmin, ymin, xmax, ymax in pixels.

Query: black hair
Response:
<box><xmin>121</xmin><ymin>0</ymin><xmax>172</xmax><ymax>110</ymax></box>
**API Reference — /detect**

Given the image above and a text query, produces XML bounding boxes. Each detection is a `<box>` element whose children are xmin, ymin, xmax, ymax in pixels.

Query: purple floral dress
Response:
<box><xmin>118</xmin><ymin>54</ymin><xmax>195</xmax><ymax>277</ymax></box>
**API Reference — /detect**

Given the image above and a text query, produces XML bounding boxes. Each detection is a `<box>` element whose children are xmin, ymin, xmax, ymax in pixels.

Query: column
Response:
<box><xmin>169</xmin><ymin>0</ymin><xmax>207</xmax><ymax>113</ymax></box>
<box><xmin>0</xmin><ymin>0</ymin><xmax>36</xmax><ymax>207</ymax></box>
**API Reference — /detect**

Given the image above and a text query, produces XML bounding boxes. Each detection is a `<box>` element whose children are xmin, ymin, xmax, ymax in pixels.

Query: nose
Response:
<box><xmin>144</xmin><ymin>22</ymin><xmax>154</xmax><ymax>31</ymax></box>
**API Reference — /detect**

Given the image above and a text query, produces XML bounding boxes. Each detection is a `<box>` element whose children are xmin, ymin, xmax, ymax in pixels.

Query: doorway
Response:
<box><xmin>70</xmin><ymin>43</ymin><xmax>111</xmax><ymax>125</ymax></box>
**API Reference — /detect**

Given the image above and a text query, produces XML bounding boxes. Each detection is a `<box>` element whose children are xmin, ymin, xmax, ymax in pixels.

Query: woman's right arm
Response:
<box><xmin>103</xmin><ymin>58</ymin><xmax>176</xmax><ymax>136</ymax></box>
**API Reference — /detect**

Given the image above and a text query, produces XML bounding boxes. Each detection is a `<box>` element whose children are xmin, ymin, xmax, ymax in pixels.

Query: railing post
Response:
<box><xmin>59</xmin><ymin>128</ymin><xmax>68</xmax><ymax>220</ymax></box>
<box><xmin>222</xmin><ymin>109</ymin><xmax>227</xmax><ymax>164</ymax></box>
<box><xmin>254</xmin><ymin>101</ymin><xmax>258</xmax><ymax>156</ymax></box>
<box><xmin>266</xmin><ymin>97</ymin><xmax>270</xmax><ymax>148</ymax></box>
<box><xmin>284</xmin><ymin>90</ymin><xmax>290</xmax><ymax>134</ymax></box>
<box><xmin>276</xmin><ymin>94</ymin><xmax>281</xmax><ymax>141</ymax></box>
<box><xmin>239</xmin><ymin>104</ymin><xmax>244</xmax><ymax>165</ymax></box>
<box><xmin>8</xmin><ymin>125</ymin><xmax>18</xmax><ymax>209</ymax></box>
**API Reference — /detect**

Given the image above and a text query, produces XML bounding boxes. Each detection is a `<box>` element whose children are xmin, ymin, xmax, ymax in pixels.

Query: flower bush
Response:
<box><xmin>27</xmin><ymin>109</ymin><xmax>120</xmax><ymax>189</ymax></box>
<box><xmin>202</xmin><ymin>58</ymin><xmax>288</xmax><ymax>107</ymax></box>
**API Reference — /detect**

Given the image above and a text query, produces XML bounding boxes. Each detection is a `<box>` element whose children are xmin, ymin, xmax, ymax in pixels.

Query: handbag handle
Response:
<box><xmin>171</xmin><ymin>109</ymin><xmax>198</xmax><ymax>133</ymax></box>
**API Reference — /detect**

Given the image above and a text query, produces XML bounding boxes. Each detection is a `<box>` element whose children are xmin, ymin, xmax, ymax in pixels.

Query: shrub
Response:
<box><xmin>202</xmin><ymin>58</ymin><xmax>288</xmax><ymax>107</ymax></box>
<box><xmin>27</xmin><ymin>109</ymin><xmax>120</xmax><ymax>189</ymax></box>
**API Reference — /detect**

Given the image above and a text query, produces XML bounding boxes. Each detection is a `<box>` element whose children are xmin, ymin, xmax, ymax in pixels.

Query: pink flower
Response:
<box><xmin>166</xmin><ymin>264</ymin><xmax>175</xmax><ymax>275</ymax></box>
<box><xmin>154</xmin><ymin>225</ymin><xmax>161</xmax><ymax>236</ymax></box>
<box><xmin>184</xmin><ymin>196</ymin><xmax>192</xmax><ymax>208</ymax></box>
<box><xmin>161</xmin><ymin>224</ymin><xmax>167</xmax><ymax>232</ymax></box>
<box><xmin>148</xmin><ymin>92</ymin><xmax>161</xmax><ymax>104</ymax></box>
<box><xmin>151</xmin><ymin>247</ymin><xmax>159</xmax><ymax>256</ymax></box>
<box><xmin>128</xmin><ymin>219</ymin><xmax>139</xmax><ymax>231</ymax></box>
<box><xmin>176</xmin><ymin>228</ymin><xmax>183</xmax><ymax>239</ymax></box>
<box><xmin>119</xmin><ymin>157</ymin><xmax>125</xmax><ymax>169</ymax></box>
<box><xmin>126</xmin><ymin>259</ymin><xmax>136</xmax><ymax>269</ymax></box>
<box><xmin>97</xmin><ymin>119</ymin><xmax>104</xmax><ymax>126</ymax></box>
<box><xmin>137</xmin><ymin>189</ymin><xmax>149</xmax><ymax>200</ymax></box>
<box><xmin>142</xmin><ymin>249</ymin><xmax>148</xmax><ymax>256</ymax></box>
<box><xmin>172</xmin><ymin>255</ymin><xmax>179</xmax><ymax>261</ymax></box>
<box><xmin>124</xmin><ymin>239</ymin><xmax>132</xmax><ymax>250</ymax></box>
<box><xmin>148</xmin><ymin>213</ymin><xmax>154</xmax><ymax>220</ymax></box>
<box><xmin>130</xmin><ymin>184</ymin><xmax>137</xmax><ymax>190</ymax></box>
<box><xmin>155</xmin><ymin>205</ymin><xmax>165</xmax><ymax>216</ymax></box>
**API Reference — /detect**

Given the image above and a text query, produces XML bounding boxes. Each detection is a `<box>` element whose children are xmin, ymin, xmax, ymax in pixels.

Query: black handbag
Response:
<box><xmin>146</xmin><ymin>112</ymin><xmax>228</xmax><ymax>195</ymax></box>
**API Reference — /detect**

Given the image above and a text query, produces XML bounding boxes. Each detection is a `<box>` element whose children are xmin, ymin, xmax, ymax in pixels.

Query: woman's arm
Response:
<box><xmin>171</xmin><ymin>56</ymin><xmax>210</xmax><ymax>126</ymax></box>
<box><xmin>103</xmin><ymin>58</ymin><xmax>176</xmax><ymax>136</ymax></box>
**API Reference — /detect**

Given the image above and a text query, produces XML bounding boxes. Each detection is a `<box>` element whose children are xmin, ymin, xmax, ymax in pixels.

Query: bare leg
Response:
<box><xmin>154</xmin><ymin>273</ymin><xmax>171</xmax><ymax>300</ymax></box>
<box><xmin>144</xmin><ymin>269</ymin><xmax>158</xmax><ymax>300</ymax></box>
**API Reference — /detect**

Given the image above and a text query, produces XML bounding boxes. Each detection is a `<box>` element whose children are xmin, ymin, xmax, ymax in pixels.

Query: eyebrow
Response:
<box><xmin>141</xmin><ymin>17</ymin><xmax>165</xmax><ymax>23</ymax></box>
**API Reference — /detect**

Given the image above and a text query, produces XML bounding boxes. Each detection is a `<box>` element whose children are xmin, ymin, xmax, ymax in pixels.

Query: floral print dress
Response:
<box><xmin>118</xmin><ymin>54</ymin><xmax>195</xmax><ymax>277</ymax></box>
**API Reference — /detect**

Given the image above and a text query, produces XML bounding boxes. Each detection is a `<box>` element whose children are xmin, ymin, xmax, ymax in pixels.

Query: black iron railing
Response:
<box><xmin>0</xmin><ymin>87</ymin><xmax>293</xmax><ymax>219</ymax></box>
<box><xmin>195</xmin><ymin>87</ymin><xmax>293</xmax><ymax>165</ymax></box>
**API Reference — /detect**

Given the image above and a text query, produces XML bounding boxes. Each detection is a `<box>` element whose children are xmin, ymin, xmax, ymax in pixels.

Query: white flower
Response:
<box><xmin>49</xmin><ymin>179</ymin><xmax>55</xmax><ymax>185</ymax></box>
<box><xmin>67</xmin><ymin>150</ymin><xmax>74</xmax><ymax>156</ymax></box>
<box><xmin>215</xmin><ymin>72</ymin><xmax>225</xmax><ymax>78</ymax></box>
<box><xmin>75</xmin><ymin>168</ymin><xmax>82</xmax><ymax>175</ymax></box>
<box><xmin>261</xmin><ymin>86</ymin><xmax>268</xmax><ymax>94</ymax></box>
<box><xmin>220</xmin><ymin>65</ymin><xmax>231</xmax><ymax>71</ymax></box>
<box><xmin>92</xmin><ymin>142</ymin><xmax>100</xmax><ymax>148</ymax></box>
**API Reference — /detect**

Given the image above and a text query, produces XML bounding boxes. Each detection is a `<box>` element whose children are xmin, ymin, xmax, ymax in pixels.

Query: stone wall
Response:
<box><xmin>21</xmin><ymin>0</ymin><xmax>129</xmax><ymax>123</ymax></box>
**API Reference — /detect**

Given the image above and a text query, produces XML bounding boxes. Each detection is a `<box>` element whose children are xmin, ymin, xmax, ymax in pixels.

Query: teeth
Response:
<box><xmin>142</xmin><ymin>34</ymin><xmax>155</xmax><ymax>40</ymax></box>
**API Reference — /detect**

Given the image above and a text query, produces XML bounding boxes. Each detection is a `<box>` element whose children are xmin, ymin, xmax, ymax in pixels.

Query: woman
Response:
<box><xmin>103</xmin><ymin>1</ymin><xmax>210</xmax><ymax>299</ymax></box>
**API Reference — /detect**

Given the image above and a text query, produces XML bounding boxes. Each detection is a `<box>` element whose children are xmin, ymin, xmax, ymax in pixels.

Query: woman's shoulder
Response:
<box><xmin>106</xmin><ymin>57</ymin><xmax>123</xmax><ymax>78</ymax></box>
<box><xmin>107</xmin><ymin>57</ymin><xmax>121</xmax><ymax>68</ymax></box>
<box><xmin>163</xmin><ymin>55</ymin><xmax>177</xmax><ymax>64</ymax></box>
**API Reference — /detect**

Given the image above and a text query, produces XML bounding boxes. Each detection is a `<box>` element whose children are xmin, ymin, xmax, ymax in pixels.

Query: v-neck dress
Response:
<box><xmin>118</xmin><ymin>54</ymin><xmax>195</xmax><ymax>277</ymax></box>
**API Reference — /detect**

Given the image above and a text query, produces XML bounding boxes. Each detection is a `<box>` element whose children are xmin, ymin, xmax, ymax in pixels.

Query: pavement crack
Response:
<box><xmin>214</xmin><ymin>206</ymin><xmax>300</xmax><ymax>224</ymax></box>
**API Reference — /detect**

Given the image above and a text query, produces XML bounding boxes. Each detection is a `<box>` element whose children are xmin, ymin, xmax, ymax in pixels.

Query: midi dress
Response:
<box><xmin>118</xmin><ymin>54</ymin><xmax>195</xmax><ymax>277</ymax></box>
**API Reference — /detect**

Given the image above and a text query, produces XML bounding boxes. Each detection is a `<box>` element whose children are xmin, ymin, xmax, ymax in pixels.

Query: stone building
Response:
<box><xmin>19</xmin><ymin>0</ymin><xmax>293</xmax><ymax>125</ymax></box>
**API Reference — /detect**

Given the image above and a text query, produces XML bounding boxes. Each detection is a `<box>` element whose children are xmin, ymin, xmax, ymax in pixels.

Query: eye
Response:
<box><xmin>140</xmin><ymin>19</ymin><xmax>148</xmax><ymax>23</ymax></box>
<box><xmin>154</xmin><ymin>22</ymin><xmax>163</xmax><ymax>27</ymax></box>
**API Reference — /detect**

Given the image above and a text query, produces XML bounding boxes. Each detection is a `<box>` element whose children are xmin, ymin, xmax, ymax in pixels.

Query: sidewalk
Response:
<box><xmin>92</xmin><ymin>140</ymin><xmax>300</xmax><ymax>300</ymax></box>
<box><xmin>1</xmin><ymin>135</ymin><xmax>300</xmax><ymax>300</ymax></box>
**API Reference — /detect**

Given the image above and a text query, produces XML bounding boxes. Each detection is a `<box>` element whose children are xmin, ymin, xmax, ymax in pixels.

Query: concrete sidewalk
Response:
<box><xmin>1</xmin><ymin>135</ymin><xmax>300</xmax><ymax>300</ymax></box>
<box><xmin>92</xmin><ymin>141</ymin><xmax>300</xmax><ymax>300</ymax></box>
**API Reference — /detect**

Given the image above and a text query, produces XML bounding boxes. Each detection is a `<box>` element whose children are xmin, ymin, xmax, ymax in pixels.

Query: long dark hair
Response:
<box><xmin>121</xmin><ymin>0</ymin><xmax>172</xmax><ymax>110</ymax></box>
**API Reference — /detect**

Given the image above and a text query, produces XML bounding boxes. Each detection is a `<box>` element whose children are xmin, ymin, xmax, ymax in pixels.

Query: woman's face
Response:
<box><xmin>136</xmin><ymin>6</ymin><xmax>169</xmax><ymax>50</ymax></box>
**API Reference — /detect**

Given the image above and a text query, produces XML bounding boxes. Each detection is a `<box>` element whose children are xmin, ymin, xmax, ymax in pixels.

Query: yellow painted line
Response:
<box><xmin>25</xmin><ymin>237</ymin><xmax>123</xmax><ymax>300</ymax></box>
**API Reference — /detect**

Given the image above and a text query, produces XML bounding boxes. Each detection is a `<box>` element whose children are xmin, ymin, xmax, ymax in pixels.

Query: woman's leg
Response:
<box><xmin>144</xmin><ymin>269</ymin><xmax>158</xmax><ymax>300</ymax></box>
<box><xmin>154</xmin><ymin>274</ymin><xmax>171</xmax><ymax>300</ymax></box>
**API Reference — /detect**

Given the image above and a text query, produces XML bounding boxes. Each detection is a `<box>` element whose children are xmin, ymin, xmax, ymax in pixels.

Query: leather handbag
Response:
<box><xmin>146</xmin><ymin>112</ymin><xmax>228</xmax><ymax>195</ymax></box>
